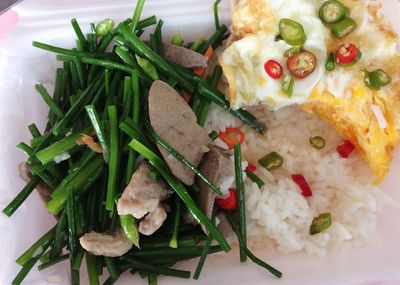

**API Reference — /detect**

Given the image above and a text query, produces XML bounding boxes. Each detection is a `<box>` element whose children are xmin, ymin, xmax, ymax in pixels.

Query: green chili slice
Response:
<box><xmin>309</xmin><ymin>136</ymin><xmax>326</xmax><ymax>149</ymax></box>
<box><xmin>364</xmin><ymin>69</ymin><xmax>392</xmax><ymax>90</ymax></box>
<box><xmin>283</xmin><ymin>46</ymin><xmax>302</xmax><ymax>58</ymax></box>
<box><xmin>135</xmin><ymin>55</ymin><xmax>159</xmax><ymax>81</ymax></box>
<box><xmin>325</xmin><ymin>52</ymin><xmax>335</xmax><ymax>71</ymax></box>
<box><xmin>258</xmin><ymin>152</ymin><xmax>283</xmax><ymax>171</ymax></box>
<box><xmin>281</xmin><ymin>74</ymin><xmax>295</xmax><ymax>97</ymax></box>
<box><xmin>279</xmin><ymin>18</ymin><xmax>307</xmax><ymax>46</ymax></box>
<box><xmin>96</xmin><ymin>19</ymin><xmax>114</xmax><ymax>36</ymax></box>
<box><xmin>319</xmin><ymin>0</ymin><xmax>346</xmax><ymax>24</ymax></box>
<box><xmin>171</xmin><ymin>32</ymin><xmax>184</xmax><ymax>46</ymax></box>
<box><xmin>332</xmin><ymin>17</ymin><xmax>357</xmax><ymax>38</ymax></box>
<box><xmin>310</xmin><ymin>213</ymin><xmax>332</xmax><ymax>235</ymax></box>
<box><xmin>246</xmin><ymin>171</ymin><xmax>265</xmax><ymax>188</ymax></box>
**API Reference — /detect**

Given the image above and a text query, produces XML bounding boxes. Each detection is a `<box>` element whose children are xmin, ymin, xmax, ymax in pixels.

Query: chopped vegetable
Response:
<box><xmin>279</xmin><ymin>18</ymin><xmax>307</xmax><ymax>46</ymax></box>
<box><xmin>120</xmin><ymin>214</ymin><xmax>140</xmax><ymax>248</ymax></box>
<box><xmin>96</xmin><ymin>19</ymin><xmax>114</xmax><ymax>36</ymax></box>
<box><xmin>337</xmin><ymin>140</ymin><xmax>355</xmax><ymax>158</ymax></box>
<box><xmin>169</xmin><ymin>198</ymin><xmax>181</xmax><ymax>248</ymax></box>
<box><xmin>245</xmin><ymin>163</ymin><xmax>257</xmax><ymax>172</ymax></box>
<box><xmin>216</xmin><ymin>188</ymin><xmax>237</xmax><ymax>210</ymax></box>
<box><xmin>234</xmin><ymin>144</ymin><xmax>247</xmax><ymax>262</ymax></box>
<box><xmin>281</xmin><ymin>74</ymin><xmax>295</xmax><ymax>97</ymax></box>
<box><xmin>283</xmin><ymin>46</ymin><xmax>302</xmax><ymax>58</ymax></box>
<box><xmin>291</xmin><ymin>174</ymin><xmax>312</xmax><ymax>197</ymax></box>
<box><xmin>332</xmin><ymin>16</ymin><xmax>357</xmax><ymax>38</ymax></box>
<box><xmin>309</xmin><ymin>136</ymin><xmax>326</xmax><ymax>149</ymax></box>
<box><xmin>287</xmin><ymin>50</ymin><xmax>317</xmax><ymax>79</ymax></box>
<box><xmin>364</xmin><ymin>69</ymin><xmax>392</xmax><ymax>90</ymax></box>
<box><xmin>319</xmin><ymin>0</ymin><xmax>346</xmax><ymax>24</ymax></box>
<box><xmin>310</xmin><ymin>213</ymin><xmax>332</xmax><ymax>235</ymax></box>
<box><xmin>246</xmin><ymin>171</ymin><xmax>265</xmax><ymax>188</ymax></box>
<box><xmin>105</xmin><ymin>106</ymin><xmax>119</xmax><ymax>211</ymax></box>
<box><xmin>264</xmin><ymin>59</ymin><xmax>283</xmax><ymax>79</ymax></box>
<box><xmin>135</xmin><ymin>55</ymin><xmax>159</xmax><ymax>80</ymax></box>
<box><xmin>218</xmin><ymin>127</ymin><xmax>245</xmax><ymax>149</ymax></box>
<box><xmin>336</xmin><ymin>43</ymin><xmax>361</xmax><ymax>66</ymax></box>
<box><xmin>258</xmin><ymin>151</ymin><xmax>283</xmax><ymax>170</ymax></box>
<box><xmin>171</xmin><ymin>32</ymin><xmax>184</xmax><ymax>46</ymax></box>
<box><xmin>325</xmin><ymin>52</ymin><xmax>335</xmax><ymax>71</ymax></box>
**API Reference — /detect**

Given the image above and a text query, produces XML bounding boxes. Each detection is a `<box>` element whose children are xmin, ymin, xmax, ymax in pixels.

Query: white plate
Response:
<box><xmin>0</xmin><ymin>0</ymin><xmax>400</xmax><ymax>284</ymax></box>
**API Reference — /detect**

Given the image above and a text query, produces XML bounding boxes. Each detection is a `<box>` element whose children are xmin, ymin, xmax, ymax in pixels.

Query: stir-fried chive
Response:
<box><xmin>141</xmin><ymin>235</ymin><xmax>204</xmax><ymax>249</ymax></box>
<box><xmin>81</xmin><ymin>57</ymin><xmax>135</xmax><ymax>75</ymax></box>
<box><xmin>35</xmin><ymin>84</ymin><xmax>65</xmax><ymax>119</ymax></box>
<box><xmin>136</xmin><ymin>55</ymin><xmax>159</xmax><ymax>80</ymax></box>
<box><xmin>46</xmin><ymin>155</ymin><xmax>104</xmax><ymax>214</ymax></box>
<box><xmin>194</xmin><ymin>77</ymin><xmax>264</xmax><ymax>133</ymax></box>
<box><xmin>85</xmin><ymin>252</ymin><xmax>100</xmax><ymax>285</ymax></box>
<box><xmin>146</xmin><ymin>125</ymin><xmax>223</xmax><ymax>196</ymax></box>
<box><xmin>136</xmin><ymin>15</ymin><xmax>157</xmax><ymax>30</ymax></box>
<box><xmin>234</xmin><ymin>144</ymin><xmax>247</xmax><ymax>262</ymax></box>
<box><xmin>71</xmin><ymin>18</ymin><xmax>87</xmax><ymax>51</ymax></box>
<box><xmin>120</xmin><ymin>119</ymin><xmax>154</xmax><ymax>151</ymax></box>
<box><xmin>53</xmin><ymin>68</ymin><xmax>64</xmax><ymax>104</ymax></box>
<box><xmin>121</xmin><ymin>257</ymin><xmax>191</xmax><ymax>279</ymax></box>
<box><xmin>106</xmin><ymin>106</ymin><xmax>120</xmax><ymax>211</ymax></box>
<box><xmin>105</xmin><ymin>257</ymin><xmax>120</xmax><ymax>280</ymax></box>
<box><xmin>117</xmin><ymin>24</ymin><xmax>195</xmax><ymax>93</ymax></box>
<box><xmin>198</xmin><ymin>24</ymin><xmax>228</xmax><ymax>54</ymax></box>
<box><xmin>131</xmin><ymin>0</ymin><xmax>146</xmax><ymax>31</ymax></box>
<box><xmin>53</xmin><ymin>72</ymin><xmax>104</xmax><ymax>136</ymax></box>
<box><xmin>129</xmin><ymin>245</ymin><xmax>222</xmax><ymax>258</ymax></box>
<box><xmin>28</xmin><ymin>123</ymin><xmax>41</xmax><ymax>138</ymax></box>
<box><xmin>197</xmin><ymin>65</ymin><xmax>223</xmax><ymax>126</ymax></box>
<box><xmin>50</xmin><ymin>211</ymin><xmax>68</xmax><ymax>259</ymax></box>
<box><xmin>225</xmin><ymin>213</ymin><xmax>282</xmax><ymax>278</ymax></box>
<box><xmin>213</xmin><ymin>0</ymin><xmax>223</xmax><ymax>30</ymax></box>
<box><xmin>105</xmin><ymin>69</ymin><xmax>111</xmax><ymax>95</ymax></box>
<box><xmin>16</xmin><ymin>226</ymin><xmax>56</xmax><ymax>266</ymax></box>
<box><xmin>39</xmin><ymin>250</ymin><xmax>51</xmax><ymax>264</ymax></box>
<box><xmin>2</xmin><ymin>176</ymin><xmax>40</xmax><ymax>217</ymax></box>
<box><xmin>193</xmin><ymin>212</ymin><xmax>215</xmax><ymax>279</ymax></box>
<box><xmin>67</xmin><ymin>189</ymin><xmax>78</xmax><ymax>264</ymax></box>
<box><xmin>38</xmin><ymin>254</ymin><xmax>69</xmax><ymax>271</ymax></box>
<box><xmin>120</xmin><ymin>214</ymin><xmax>140</xmax><ymax>248</ymax></box>
<box><xmin>85</xmin><ymin>105</ymin><xmax>109</xmax><ymax>162</ymax></box>
<box><xmin>35</xmin><ymin>126</ymin><xmax>91</xmax><ymax>165</ymax></box>
<box><xmin>11</xmin><ymin>241</ymin><xmax>52</xmax><ymax>285</ymax></box>
<box><xmin>96</xmin><ymin>18</ymin><xmax>114</xmax><ymax>37</ymax></box>
<box><xmin>154</xmin><ymin>20</ymin><xmax>164</xmax><ymax>56</ymax></box>
<box><xmin>148</xmin><ymin>274</ymin><xmax>158</xmax><ymax>285</ymax></box>
<box><xmin>169</xmin><ymin>198</ymin><xmax>181</xmax><ymax>248</ymax></box>
<box><xmin>246</xmin><ymin>171</ymin><xmax>265</xmax><ymax>188</ymax></box>
<box><xmin>190</xmin><ymin>38</ymin><xmax>206</xmax><ymax>52</ymax></box>
<box><xmin>208</xmin><ymin>130</ymin><xmax>218</xmax><ymax>141</ymax></box>
<box><xmin>32</xmin><ymin>41</ymin><xmax>111</xmax><ymax>59</ymax></box>
<box><xmin>16</xmin><ymin>142</ymin><xmax>33</xmax><ymax>156</ymax></box>
<box><xmin>74</xmin><ymin>57</ymin><xmax>86</xmax><ymax>89</ymax></box>
<box><xmin>129</xmin><ymin>139</ymin><xmax>230</xmax><ymax>252</ymax></box>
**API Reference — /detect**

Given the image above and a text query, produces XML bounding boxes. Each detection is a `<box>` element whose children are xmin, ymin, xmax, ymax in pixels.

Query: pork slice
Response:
<box><xmin>163</xmin><ymin>43</ymin><xmax>208</xmax><ymax>68</ymax></box>
<box><xmin>139</xmin><ymin>203</ymin><xmax>168</xmax><ymax>236</ymax></box>
<box><xmin>117</xmin><ymin>161</ymin><xmax>172</xmax><ymax>219</ymax></box>
<box><xmin>149</xmin><ymin>80</ymin><xmax>210</xmax><ymax>185</ymax></box>
<box><xmin>196</xmin><ymin>146</ymin><xmax>234</xmax><ymax>234</ymax></box>
<box><xmin>79</xmin><ymin>227</ymin><xmax>132</xmax><ymax>257</ymax></box>
<box><xmin>216</xmin><ymin>211</ymin><xmax>233</xmax><ymax>238</ymax></box>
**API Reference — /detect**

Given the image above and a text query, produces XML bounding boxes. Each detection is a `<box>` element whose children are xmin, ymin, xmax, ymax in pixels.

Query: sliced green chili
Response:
<box><xmin>364</xmin><ymin>69</ymin><xmax>392</xmax><ymax>90</ymax></box>
<box><xmin>120</xmin><ymin>214</ymin><xmax>140</xmax><ymax>248</ymax></box>
<box><xmin>258</xmin><ymin>152</ymin><xmax>283</xmax><ymax>171</ymax></box>
<box><xmin>246</xmin><ymin>171</ymin><xmax>265</xmax><ymax>188</ymax></box>
<box><xmin>310</xmin><ymin>213</ymin><xmax>332</xmax><ymax>235</ymax></box>
<box><xmin>279</xmin><ymin>18</ymin><xmax>307</xmax><ymax>46</ymax></box>
<box><xmin>310</xmin><ymin>136</ymin><xmax>326</xmax><ymax>149</ymax></box>
<box><xmin>171</xmin><ymin>32</ymin><xmax>183</xmax><ymax>46</ymax></box>
<box><xmin>96</xmin><ymin>18</ymin><xmax>114</xmax><ymax>36</ymax></box>
<box><xmin>319</xmin><ymin>0</ymin><xmax>347</xmax><ymax>24</ymax></box>
<box><xmin>282</xmin><ymin>74</ymin><xmax>294</xmax><ymax>97</ymax></box>
<box><xmin>325</xmin><ymin>52</ymin><xmax>335</xmax><ymax>71</ymax></box>
<box><xmin>332</xmin><ymin>17</ymin><xmax>357</xmax><ymax>38</ymax></box>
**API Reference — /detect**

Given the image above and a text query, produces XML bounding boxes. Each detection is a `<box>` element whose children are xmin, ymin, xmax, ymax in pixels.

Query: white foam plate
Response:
<box><xmin>0</xmin><ymin>0</ymin><xmax>400</xmax><ymax>284</ymax></box>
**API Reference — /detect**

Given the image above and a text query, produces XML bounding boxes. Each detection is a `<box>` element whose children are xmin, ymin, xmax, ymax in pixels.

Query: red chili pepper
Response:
<box><xmin>336</xmin><ymin>140</ymin><xmax>355</xmax><ymax>158</ymax></box>
<box><xmin>182</xmin><ymin>91</ymin><xmax>192</xmax><ymax>104</ymax></box>
<box><xmin>246</xmin><ymin>163</ymin><xmax>257</xmax><ymax>172</ymax></box>
<box><xmin>291</xmin><ymin>174</ymin><xmax>312</xmax><ymax>197</ymax></box>
<box><xmin>216</xmin><ymin>188</ymin><xmax>237</xmax><ymax>210</ymax></box>
<box><xmin>264</xmin><ymin>59</ymin><xmax>283</xmax><ymax>79</ymax></box>
<box><xmin>336</xmin><ymin>43</ymin><xmax>358</xmax><ymax>64</ymax></box>
<box><xmin>218</xmin><ymin>127</ymin><xmax>245</xmax><ymax>149</ymax></box>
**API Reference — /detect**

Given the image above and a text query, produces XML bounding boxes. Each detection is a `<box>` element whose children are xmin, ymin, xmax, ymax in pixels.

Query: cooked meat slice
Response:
<box><xmin>117</xmin><ymin>198</ymin><xmax>159</xmax><ymax>219</ymax></box>
<box><xmin>149</xmin><ymin>80</ymin><xmax>210</xmax><ymax>185</ymax></box>
<box><xmin>79</xmin><ymin>228</ymin><xmax>132</xmax><ymax>257</ymax></box>
<box><xmin>18</xmin><ymin>162</ymin><xmax>53</xmax><ymax>203</ymax></box>
<box><xmin>196</xmin><ymin>146</ymin><xmax>234</xmax><ymax>234</ymax></box>
<box><xmin>121</xmin><ymin>162</ymin><xmax>171</xmax><ymax>201</ymax></box>
<box><xmin>163</xmin><ymin>43</ymin><xmax>208</xmax><ymax>68</ymax></box>
<box><xmin>216</xmin><ymin>211</ymin><xmax>233</xmax><ymax>238</ymax></box>
<box><xmin>117</xmin><ymin>161</ymin><xmax>171</xmax><ymax>219</ymax></box>
<box><xmin>139</xmin><ymin>203</ymin><xmax>168</xmax><ymax>236</ymax></box>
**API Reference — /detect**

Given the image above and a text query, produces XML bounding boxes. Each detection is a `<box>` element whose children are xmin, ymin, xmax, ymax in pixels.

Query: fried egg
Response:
<box><xmin>220</xmin><ymin>0</ymin><xmax>400</xmax><ymax>183</ymax></box>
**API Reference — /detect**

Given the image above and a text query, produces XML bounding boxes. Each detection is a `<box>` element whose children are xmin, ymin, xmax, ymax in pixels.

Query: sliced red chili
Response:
<box><xmin>291</xmin><ymin>174</ymin><xmax>312</xmax><ymax>197</ymax></box>
<box><xmin>287</xmin><ymin>51</ymin><xmax>317</xmax><ymax>79</ymax></box>
<box><xmin>264</xmin><ymin>60</ymin><xmax>283</xmax><ymax>79</ymax></box>
<box><xmin>336</xmin><ymin>43</ymin><xmax>358</xmax><ymax>65</ymax></box>
<box><xmin>246</xmin><ymin>163</ymin><xmax>257</xmax><ymax>172</ymax></box>
<box><xmin>336</xmin><ymin>140</ymin><xmax>355</xmax><ymax>158</ymax></box>
<box><xmin>216</xmin><ymin>188</ymin><xmax>237</xmax><ymax>210</ymax></box>
<box><xmin>218</xmin><ymin>127</ymin><xmax>245</xmax><ymax>149</ymax></box>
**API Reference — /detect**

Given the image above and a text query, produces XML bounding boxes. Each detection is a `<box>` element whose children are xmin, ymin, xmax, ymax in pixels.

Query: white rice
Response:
<box><xmin>205</xmin><ymin>103</ymin><xmax>399</xmax><ymax>256</ymax></box>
